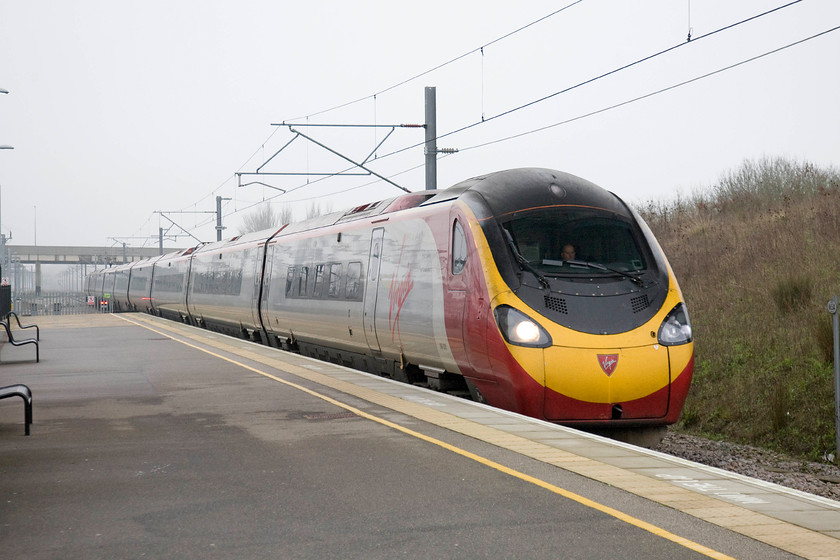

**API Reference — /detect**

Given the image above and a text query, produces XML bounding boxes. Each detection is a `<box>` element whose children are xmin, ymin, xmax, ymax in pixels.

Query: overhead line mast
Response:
<box><xmin>238</xmin><ymin>87</ymin><xmax>458</xmax><ymax>196</ymax></box>
<box><xmin>425</xmin><ymin>86</ymin><xmax>437</xmax><ymax>190</ymax></box>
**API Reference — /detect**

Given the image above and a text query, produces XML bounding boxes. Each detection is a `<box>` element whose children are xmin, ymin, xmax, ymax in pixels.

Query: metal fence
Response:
<box><xmin>13</xmin><ymin>291</ymin><xmax>99</xmax><ymax>317</ymax></box>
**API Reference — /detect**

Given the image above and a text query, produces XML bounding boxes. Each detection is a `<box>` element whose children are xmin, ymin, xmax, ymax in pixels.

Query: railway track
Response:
<box><xmin>655</xmin><ymin>431</ymin><xmax>840</xmax><ymax>502</ymax></box>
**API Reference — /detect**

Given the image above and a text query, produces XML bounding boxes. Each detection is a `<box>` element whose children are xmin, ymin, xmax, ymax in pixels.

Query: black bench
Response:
<box><xmin>5</xmin><ymin>311</ymin><xmax>39</xmax><ymax>341</ymax></box>
<box><xmin>0</xmin><ymin>317</ymin><xmax>39</xmax><ymax>362</ymax></box>
<box><xmin>0</xmin><ymin>384</ymin><xmax>33</xmax><ymax>435</ymax></box>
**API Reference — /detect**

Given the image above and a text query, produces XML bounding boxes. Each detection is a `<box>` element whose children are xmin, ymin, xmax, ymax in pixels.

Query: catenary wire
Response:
<box><xmin>169</xmin><ymin>0</ymin><xmax>808</xmax><ymax>239</ymax></box>
<box><xmin>218</xmin><ymin>20</ymin><xmax>838</xmax><ymax>225</ymax></box>
<box><xmin>283</xmin><ymin>1</ymin><xmax>585</xmax><ymax>123</ymax></box>
<box><xmin>458</xmin><ymin>24</ymin><xmax>840</xmax><ymax>152</ymax></box>
<box><xmin>186</xmin><ymin>0</ymin><xmax>585</xmax><ymax>227</ymax></box>
<box><xmin>368</xmin><ymin>0</ymin><xmax>806</xmax><ymax>163</ymax></box>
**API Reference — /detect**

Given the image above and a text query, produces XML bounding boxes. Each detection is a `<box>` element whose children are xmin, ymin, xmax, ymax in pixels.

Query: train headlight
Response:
<box><xmin>658</xmin><ymin>303</ymin><xmax>693</xmax><ymax>346</ymax></box>
<box><xmin>494</xmin><ymin>305</ymin><xmax>552</xmax><ymax>348</ymax></box>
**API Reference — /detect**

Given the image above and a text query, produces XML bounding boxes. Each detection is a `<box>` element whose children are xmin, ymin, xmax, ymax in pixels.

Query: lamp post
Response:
<box><xmin>1</xmin><ymin>146</ymin><xmax>13</xmax><ymax>292</ymax></box>
<box><xmin>34</xmin><ymin>205</ymin><xmax>40</xmax><ymax>297</ymax></box>
<box><xmin>1</xmin><ymin>87</ymin><xmax>12</xmax><ymax>315</ymax></box>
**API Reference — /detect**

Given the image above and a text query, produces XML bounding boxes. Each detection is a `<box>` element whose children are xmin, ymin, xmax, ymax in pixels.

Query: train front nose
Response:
<box><xmin>542</xmin><ymin>345</ymin><xmax>672</xmax><ymax>421</ymax></box>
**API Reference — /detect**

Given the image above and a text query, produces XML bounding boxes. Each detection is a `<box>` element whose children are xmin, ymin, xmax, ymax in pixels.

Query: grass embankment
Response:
<box><xmin>638</xmin><ymin>157</ymin><xmax>840</xmax><ymax>461</ymax></box>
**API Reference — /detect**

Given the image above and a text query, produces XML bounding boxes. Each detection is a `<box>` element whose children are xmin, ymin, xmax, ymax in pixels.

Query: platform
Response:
<box><xmin>1</xmin><ymin>313</ymin><xmax>838</xmax><ymax>559</ymax></box>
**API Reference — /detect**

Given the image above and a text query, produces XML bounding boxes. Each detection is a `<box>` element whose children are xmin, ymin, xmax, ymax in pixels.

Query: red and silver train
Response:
<box><xmin>87</xmin><ymin>168</ymin><xmax>694</xmax><ymax>429</ymax></box>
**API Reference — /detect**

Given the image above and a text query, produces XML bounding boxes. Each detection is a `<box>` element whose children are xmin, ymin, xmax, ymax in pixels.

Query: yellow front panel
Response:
<box><xmin>544</xmin><ymin>344</ymin><xmax>670</xmax><ymax>404</ymax></box>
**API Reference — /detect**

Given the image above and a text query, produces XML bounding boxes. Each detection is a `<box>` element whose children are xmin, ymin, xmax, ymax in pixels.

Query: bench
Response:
<box><xmin>0</xmin><ymin>384</ymin><xmax>33</xmax><ymax>435</ymax></box>
<box><xmin>0</xmin><ymin>318</ymin><xmax>39</xmax><ymax>362</ymax></box>
<box><xmin>5</xmin><ymin>311</ymin><xmax>39</xmax><ymax>341</ymax></box>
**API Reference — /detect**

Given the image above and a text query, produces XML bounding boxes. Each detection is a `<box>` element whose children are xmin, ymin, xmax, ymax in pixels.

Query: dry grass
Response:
<box><xmin>638</xmin><ymin>156</ymin><xmax>840</xmax><ymax>460</ymax></box>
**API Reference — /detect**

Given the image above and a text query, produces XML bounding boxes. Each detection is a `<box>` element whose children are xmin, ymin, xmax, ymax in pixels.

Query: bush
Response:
<box><xmin>771</xmin><ymin>276</ymin><xmax>813</xmax><ymax>314</ymax></box>
<box><xmin>635</xmin><ymin>156</ymin><xmax>840</xmax><ymax>461</ymax></box>
<box><xmin>815</xmin><ymin>314</ymin><xmax>836</xmax><ymax>364</ymax></box>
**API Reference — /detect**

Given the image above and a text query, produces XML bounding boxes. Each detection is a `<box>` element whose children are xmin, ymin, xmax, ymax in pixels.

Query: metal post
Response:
<box><xmin>159</xmin><ymin>227</ymin><xmax>163</xmax><ymax>255</ymax></box>
<box><xmin>34</xmin><ymin>205</ymin><xmax>40</xmax><ymax>297</ymax></box>
<box><xmin>830</xmin><ymin>296</ymin><xmax>840</xmax><ymax>463</ymax></box>
<box><xmin>215</xmin><ymin>196</ymin><xmax>230</xmax><ymax>242</ymax></box>
<box><xmin>216</xmin><ymin>196</ymin><xmax>223</xmax><ymax>241</ymax></box>
<box><xmin>0</xmin><ymin>183</ymin><xmax>3</xmax><ymax>281</ymax></box>
<box><xmin>424</xmin><ymin>86</ymin><xmax>437</xmax><ymax>190</ymax></box>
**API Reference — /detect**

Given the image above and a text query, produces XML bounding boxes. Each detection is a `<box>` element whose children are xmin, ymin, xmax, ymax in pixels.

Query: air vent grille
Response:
<box><xmin>631</xmin><ymin>294</ymin><xmax>650</xmax><ymax>313</ymax></box>
<box><xmin>544</xmin><ymin>295</ymin><xmax>568</xmax><ymax>314</ymax></box>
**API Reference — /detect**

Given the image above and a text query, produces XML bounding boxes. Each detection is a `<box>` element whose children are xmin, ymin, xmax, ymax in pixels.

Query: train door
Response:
<box><xmin>183</xmin><ymin>252</ymin><xmax>196</xmax><ymax>321</ymax></box>
<box><xmin>363</xmin><ymin>227</ymin><xmax>385</xmax><ymax>352</ymax></box>
<box><xmin>457</xmin><ymin>215</ymin><xmax>490</xmax><ymax>379</ymax></box>
<box><xmin>446</xmin><ymin>217</ymin><xmax>467</xmax><ymax>360</ymax></box>
<box><xmin>252</xmin><ymin>244</ymin><xmax>268</xmax><ymax>330</ymax></box>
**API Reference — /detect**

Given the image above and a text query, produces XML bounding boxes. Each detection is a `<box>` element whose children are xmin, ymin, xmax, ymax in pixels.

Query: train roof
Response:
<box><xmin>210</xmin><ymin>168</ymin><xmax>625</xmax><ymax>249</ymax></box>
<box><xmin>156</xmin><ymin>245</ymin><xmax>203</xmax><ymax>261</ymax></box>
<box><xmin>266</xmin><ymin>168</ymin><xmax>622</xmax><ymax>236</ymax></box>
<box><xmin>439</xmin><ymin>168</ymin><xmax>630</xmax><ymax>220</ymax></box>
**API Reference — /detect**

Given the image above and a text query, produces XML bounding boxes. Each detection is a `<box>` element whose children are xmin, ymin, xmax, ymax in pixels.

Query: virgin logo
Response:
<box><xmin>597</xmin><ymin>354</ymin><xmax>619</xmax><ymax>376</ymax></box>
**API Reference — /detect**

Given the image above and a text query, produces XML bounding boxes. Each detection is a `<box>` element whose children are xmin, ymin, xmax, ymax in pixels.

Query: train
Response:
<box><xmin>87</xmin><ymin>168</ymin><xmax>694</xmax><ymax>433</ymax></box>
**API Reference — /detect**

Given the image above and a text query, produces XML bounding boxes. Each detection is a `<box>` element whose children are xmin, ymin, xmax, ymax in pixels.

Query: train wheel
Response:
<box><xmin>464</xmin><ymin>379</ymin><xmax>487</xmax><ymax>404</ymax></box>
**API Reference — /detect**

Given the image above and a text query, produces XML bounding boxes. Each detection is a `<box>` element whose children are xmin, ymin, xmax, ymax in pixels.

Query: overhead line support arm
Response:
<box><xmin>286</xmin><ymin>126</ymin><xmax>411</xmax><ymax>193</ymax></box>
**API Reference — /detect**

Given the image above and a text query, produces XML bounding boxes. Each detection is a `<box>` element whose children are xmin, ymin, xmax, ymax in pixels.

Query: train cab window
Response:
<box><xmin>503</xmin><ymin>208</ymin><xmax>647</xmax><ymax>275</ymax></box>
<box><xmin>452</xmin><ymin>220</ymin><xmax>467</xmax><ymax>275</ymax></box>
<box><xmin>346</xmin><ymin>261</ymin><xmax>363</xmax><ymax>300</ymax></box>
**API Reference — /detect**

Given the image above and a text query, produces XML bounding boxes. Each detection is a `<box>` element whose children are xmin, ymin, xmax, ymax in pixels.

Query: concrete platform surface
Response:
<box><xmin>0</xmin><ymin>313</ymin><xmax>838</xmax><ymax>559</ymax></box>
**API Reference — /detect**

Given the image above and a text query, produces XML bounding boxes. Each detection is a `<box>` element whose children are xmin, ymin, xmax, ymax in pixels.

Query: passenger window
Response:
<box><xmin>313</xmin><ymin>264</ymin><xmax>326</xmax><ymax>298</ymax></box>
<box><xmin>452</xmin><ymin>220</ymin><xmax>467</xmax><ymax>275</ymax></box>
<box><xmin>286</xmin><ymin>266</ymin><xmax>297</xmax><ymax>297</ymax></box>
<box><xmin>298</xmin><ymin>266</ymin><xmax>310</xmax><ymax>297</ymax></box>
<box><xmin>328</xmin><ymin>263</ymin><xmax>343</xmax><ymax>298</ymax></box>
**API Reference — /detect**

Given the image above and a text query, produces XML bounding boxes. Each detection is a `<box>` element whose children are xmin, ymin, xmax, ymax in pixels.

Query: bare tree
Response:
<box><xmin>305</xmin><ymin>201</ymin><xmax>333</xmax><ymax>219</ymax></box>
<box><xmin>239</xmin><ymin>203</ymin><xmax>293</xmax><ymax>234</ymax></box>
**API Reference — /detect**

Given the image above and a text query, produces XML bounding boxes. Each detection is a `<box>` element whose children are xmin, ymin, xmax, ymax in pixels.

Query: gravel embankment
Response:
<box><xmin>653</xmin><ymin>432</ymin><xmax>840</xmax><ymax>502</ymax></box>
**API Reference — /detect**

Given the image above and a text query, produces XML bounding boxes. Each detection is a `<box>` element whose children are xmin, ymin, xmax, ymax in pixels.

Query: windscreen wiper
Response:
<box><xmin>564</xmin><ymin>259</ymin><xmax>646</xmax><ymax>287</ymax></box>
<box><xmin>503</xmin><ymin>229</ymin><xmax>550</xmax><ymax>289</ymax></box>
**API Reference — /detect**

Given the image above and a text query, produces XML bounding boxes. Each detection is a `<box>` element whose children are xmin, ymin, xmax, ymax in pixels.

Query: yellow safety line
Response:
<box><xmin>118</xmin><ymin>315</ymin><xmax>734</xmax><ymax>560</ymax></box>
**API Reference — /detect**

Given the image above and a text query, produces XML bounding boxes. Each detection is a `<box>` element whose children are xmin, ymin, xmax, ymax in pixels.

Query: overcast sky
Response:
<box><xmin>1</xmin><ymin>0</ymin><xmax>838</xmax><ymax>249</ymax></box>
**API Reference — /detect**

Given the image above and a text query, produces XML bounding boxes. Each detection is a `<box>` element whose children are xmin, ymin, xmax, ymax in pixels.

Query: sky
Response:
<box><xmin>1</xmin><ymin>0</ymin><xmax>838</xmax><ymax>250</ymax></box>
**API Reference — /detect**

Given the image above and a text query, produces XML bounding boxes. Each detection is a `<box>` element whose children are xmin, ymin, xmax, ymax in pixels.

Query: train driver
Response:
<box><xmin>560</xmin><ymin>243</ymin><xmax>576</xmax><ymax>261</ymax></box>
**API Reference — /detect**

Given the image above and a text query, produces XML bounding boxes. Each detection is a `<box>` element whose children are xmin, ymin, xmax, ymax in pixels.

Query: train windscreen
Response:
<box><xmin>502</xmin><ymin>208</ymin><xmax>647</xmax><ymax>275</ymax></box>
